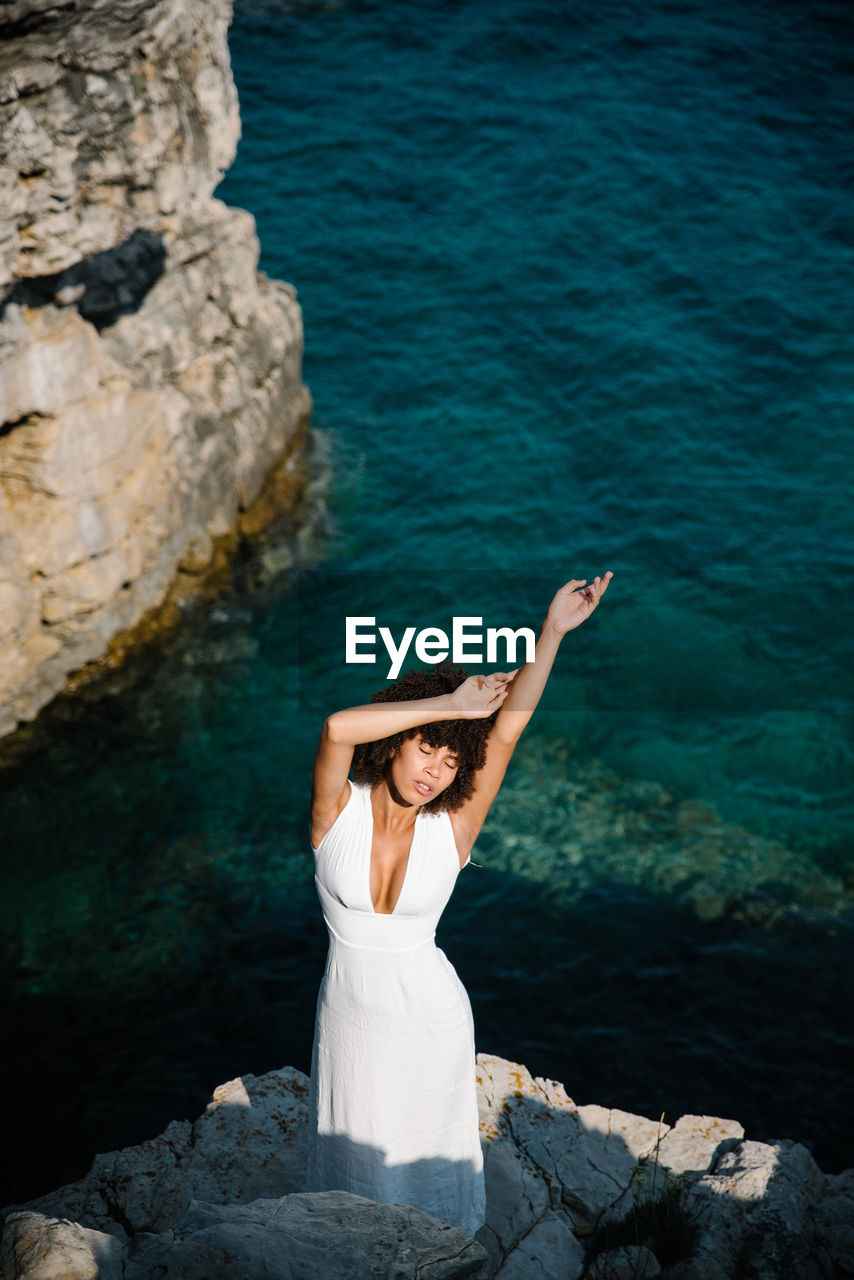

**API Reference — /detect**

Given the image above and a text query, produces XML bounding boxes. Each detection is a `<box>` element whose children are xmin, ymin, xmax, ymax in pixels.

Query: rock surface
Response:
<box><xmin>2</xmin><ymin>1054</ymin><xmax>851</xmax><ymax>1279</ymax></box>
<box><xmin>1</xmin><ymin>1197</ymin><xmax>487</xmax><ymax>1280</ymax></box>
<box><xmin>14</xmin><ymin>1066</ymin><xmax>312</xmax><ymax>1241</ymax></box>
<box><xmin>0</xmin><ymin>0</ymin><xmax>238</xmax><ymax>289</ymax></box>
<box><xmin>0</xmin><ymin>0</ymin><xmax>311</xmax><ymax>737</ymax></box>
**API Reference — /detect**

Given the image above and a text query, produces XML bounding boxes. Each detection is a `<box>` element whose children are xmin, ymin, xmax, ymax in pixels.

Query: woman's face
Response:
<box><xmin>388</xmin><ymin>733</ymin><xmax>459</xmax><ymax>806</ymax></box>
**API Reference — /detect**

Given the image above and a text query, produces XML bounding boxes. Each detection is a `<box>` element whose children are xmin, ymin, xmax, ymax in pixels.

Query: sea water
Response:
<box><xmin>1</xmin><ymin>0</ymin><xmax>852</xmax><ymax>1203</ymax></box>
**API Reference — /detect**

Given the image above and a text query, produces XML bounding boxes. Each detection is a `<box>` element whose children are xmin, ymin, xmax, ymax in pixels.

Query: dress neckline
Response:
<box><xmin>367</xmin><ymin>787</ymin><xmax>418</xmax><ymax>916</ymax></box>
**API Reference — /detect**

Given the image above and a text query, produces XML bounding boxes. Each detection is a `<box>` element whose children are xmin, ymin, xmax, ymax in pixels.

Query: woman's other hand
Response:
<box><xmin>546</xmin><ymin>573</ymin><xmax>613</xmax><ymax>635</ymax></box>
<box><xmin>450</xmin><ymin>671</ymin><xmax>518</xmax><ymax>719</ymax></box>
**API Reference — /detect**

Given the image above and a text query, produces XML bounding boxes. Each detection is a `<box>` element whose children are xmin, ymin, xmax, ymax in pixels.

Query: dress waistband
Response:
<box><xmin>325</xmin><ymin>921</ymin><xmax>437</xmax><ymax>955</ymax></box>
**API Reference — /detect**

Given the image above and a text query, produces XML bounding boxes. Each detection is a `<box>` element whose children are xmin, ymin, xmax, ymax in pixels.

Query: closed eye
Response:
<box><xmin>420</xmin><ymin>744</ymin><xmax>458</xmax><ymax>770</ymax></box>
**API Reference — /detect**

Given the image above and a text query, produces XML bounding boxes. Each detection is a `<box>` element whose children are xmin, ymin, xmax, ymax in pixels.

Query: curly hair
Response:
<box><xmin>350</xmin><ymin>662</ymin><xmax>495</xmax><ymax>813</ymax></box>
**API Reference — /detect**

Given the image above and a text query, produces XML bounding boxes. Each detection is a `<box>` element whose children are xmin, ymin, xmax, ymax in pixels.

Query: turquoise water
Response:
<box><xmin>2</xmin><ymin>0</ymin><xmax>853</xmax><ymax>1203</ymax></box>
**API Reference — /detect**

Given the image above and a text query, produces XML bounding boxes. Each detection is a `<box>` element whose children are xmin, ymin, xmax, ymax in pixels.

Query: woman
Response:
<box><xmin>307</xmin><ymin>573</ymin><xmax>613</xmax><ymax>1235</ymax></box>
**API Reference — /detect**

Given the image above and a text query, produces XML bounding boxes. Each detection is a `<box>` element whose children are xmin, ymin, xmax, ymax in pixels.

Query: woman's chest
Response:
<box><xmin>319</xmin><ymin>811</ymin><xmax>459</xmax><ymax>919</ymax></box>
<box><xmin>369</xmin><ymin>827</ymin><xmax>416</xmax><ymax>915</ymax></box>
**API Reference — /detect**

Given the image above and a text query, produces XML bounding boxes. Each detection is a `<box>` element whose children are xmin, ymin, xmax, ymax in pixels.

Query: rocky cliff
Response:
<box><xmin>2</xmin><ymin>1054</ymin><xmax>852</xmax><ymax>1279</ymax></box>
<box><xmin>0</xmin><ymin>0</ymin><xmax>311</xmax><ymax>738</ymax></box>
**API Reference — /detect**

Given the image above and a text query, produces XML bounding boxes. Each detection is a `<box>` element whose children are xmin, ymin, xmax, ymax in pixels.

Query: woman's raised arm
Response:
<box><xmin>450</xmin><ymin>573</ymin><xmax>613</xmax><ymax>858</ymax></box>
<box><xmin>491</xmin><ymin>573</ymin><xmax>613</xmax><ymax>743</ymax></box>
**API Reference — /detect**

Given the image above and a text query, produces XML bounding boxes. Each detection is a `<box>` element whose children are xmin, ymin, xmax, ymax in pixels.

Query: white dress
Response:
<box><xmin>306</xmin><ymin>779</ymin><xmax>486</xmax><ymax>1237</ymax></box>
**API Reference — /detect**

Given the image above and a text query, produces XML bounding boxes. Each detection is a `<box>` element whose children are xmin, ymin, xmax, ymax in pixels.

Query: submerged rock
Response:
<box><xmin>0</xmin><ymin>0</ymin><xmax>311</xmax><ymax>738</ymax></box>
<box><xmin>2</xmin><ymin>1054</ymin><xmax>850</xmax><ymax>1279</ymax></box>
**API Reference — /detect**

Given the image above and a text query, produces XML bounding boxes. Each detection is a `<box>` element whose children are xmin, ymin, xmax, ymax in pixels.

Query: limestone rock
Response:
<box><xmin>3</xmin><ymin>1055</ymin><xmax>851</xmax><ymax>1280</ymax></box>
<box><xmin>476</xmin><ymin>1058</ymin><xmax>551</xmax><ymax>1263</ymax></box>
<box><xmin>667</xmin><ymin>1137</ymin><xmax>831</xmax><ymax>1280</ymax></box>
<box><xmin>492</xmin><ymin>1210</ymin><xmax>585</xmax><ymax>1280</ymax></box>
<box><xmin>0</xmin><ymin>1196</ymin><xmax>487</xmax><ymax>1280</ymax></box>
<box><xmin>475</xmin><ymin>1053</ymin><xmax>675</xmax><ymax>1279</ymax></box>
<box><xmin>0</xmin><ymin>1212</ymin><xmax>125</xmax><ymax>1280</ymax></box>
<box><xmin>124</xmin><ymin>1193</ymin><xmax>488</xmax><ymax>1280</ymax></box>
<box><xmin>475</xmin><ymin>1053</ymin><xmax>736</xmax><ymax>1234</ymax></box>
<box><xmin>0</xmin><ymin>243</ymin><xmax>309</xmax><ymax>733</ymax></box>
<box><xmin>655</xmin><ymin>1112</ymin><xmax>744</xmax><ymax>1176</ymax></box>
<box><xmin>0</xmin><ymin>0</ymin><xmax>239</xmax><ymax>289</ymax></box>
<box><xmin>0</xmin><ymin>0</ymin><xmax>312</xmax><ymax>738</ymax></box>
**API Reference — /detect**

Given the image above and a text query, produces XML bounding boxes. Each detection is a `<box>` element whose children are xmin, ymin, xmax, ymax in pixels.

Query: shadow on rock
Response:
<box><xmin>2</xmin><ymin>1054</ymin><xmax>852</xmax><ymax>1279</ymax></box>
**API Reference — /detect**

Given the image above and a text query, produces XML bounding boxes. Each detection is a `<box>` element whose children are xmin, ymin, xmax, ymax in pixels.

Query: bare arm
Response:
<box><xmin>450</xmin><ymin>573</ymin><xmax>613</xmax><ymax>858</ymax></box>
<box><xmin>310</xmin><ymin>679</ymin><xmax>512</xmax><ymax>847</ymax></box>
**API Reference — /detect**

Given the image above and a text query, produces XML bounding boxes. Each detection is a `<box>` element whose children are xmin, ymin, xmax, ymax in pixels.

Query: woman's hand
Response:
<box><xmin>450</xmin><ymin>671</ymin><xmax>518</xmax><ymax>719</ymax></box>
<box><xmin>546</xmin><ymin>573</ymin><xmax>613</xmax><ymax>636</ymax></box>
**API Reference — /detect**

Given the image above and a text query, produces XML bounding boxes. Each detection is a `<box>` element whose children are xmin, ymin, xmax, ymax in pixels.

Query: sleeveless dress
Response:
<box><xmin>306</xmin><ymin>779</ymin><xmax>486</xmax><ymax>1237</ymax></box>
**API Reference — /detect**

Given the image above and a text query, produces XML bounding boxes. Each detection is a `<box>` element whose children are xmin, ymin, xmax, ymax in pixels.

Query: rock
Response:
<box><xmin>668</xmin><ymin>1137</ymin><xmax>831</xmax><ymax>1280</ymax></box>
<box><xmin>474</xmin><ymin>1055</ymin><xmax>849</xmax><ymax>1280</ymax></box>
<box><xmin>124</xmin><ymin>1193</ymin><xmax>488</xmax><ymax>1280</ymax></box>
<box><xmin>478</xmin><ymin>1137</ymin><xmax>550</xmax><ymax>1257</ymax></box>
<box><xmin>0</xmin><ymin>1213</ymin><xmax>125</xmax><ymax>1280</ymax></box>
<box><xmin>0</xmin><ymin>0</ymin><xmax>238</xmax><ymax>289</ymax></box>
<box><xmin>2</xmin><ymin>1056</ymin><xmax>851</xmax><ymax>1280</ymax></box>
<box><xmin>586</xmin><ymin>1245</ymin><xmax>661</xmax><ymax>1279</ymax></box>
<box><xmin>808</xmin><ymin>1167</ymin><xmax>854</xmax><ymax>1277</ymax></box>
<box><xmin>0</xmin><ymin>0</ymin><xmax>313</xmax><ymax>740</ymax></box>
<box><xmin>0</xmin><ymin>1197</ymin><xmax>487</xmax><ymax>1280</ymax></box>
<box><xmin>492</xmin><ymin>1210</ymin><xmax>585</xmax><ymax>1280</ymax></box>
<box><xmin>655</xmin><ymin>1113</ymin><xmax>744</xmax><ymax>1176</ymax></box>
<box><xmin>476</xmin><ymin>1059</ymin><xmax>551</xmax><ymax>1266</ymax></box>
<box><xmin>178</xmin><ymin>531</ymin><xmax>214</xmax><ymax>574</ymax></box>
<box><xmin>719</xmin><ymin>1139</ymin><xmax>828</xmax><ymax>1280</ymax></box>
<box><xmin>475</xmin><ymin>1054</ymin><xmax>679</xmax><ymax>1278</ymax></box>
<box><xmin>477</xmin><ymin>1053</ymin><xmax>698</xmax><ymax>1230</ymax></box>
<box><xmin>476</xmin><ymin>1055</ymin><xmax>575</xmax><ymax>1275</ymax></box>
<box><xmin>15</xmin><ymin>1066</ymin><xmax>311</xmax><ymax>1238</ymax></box>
